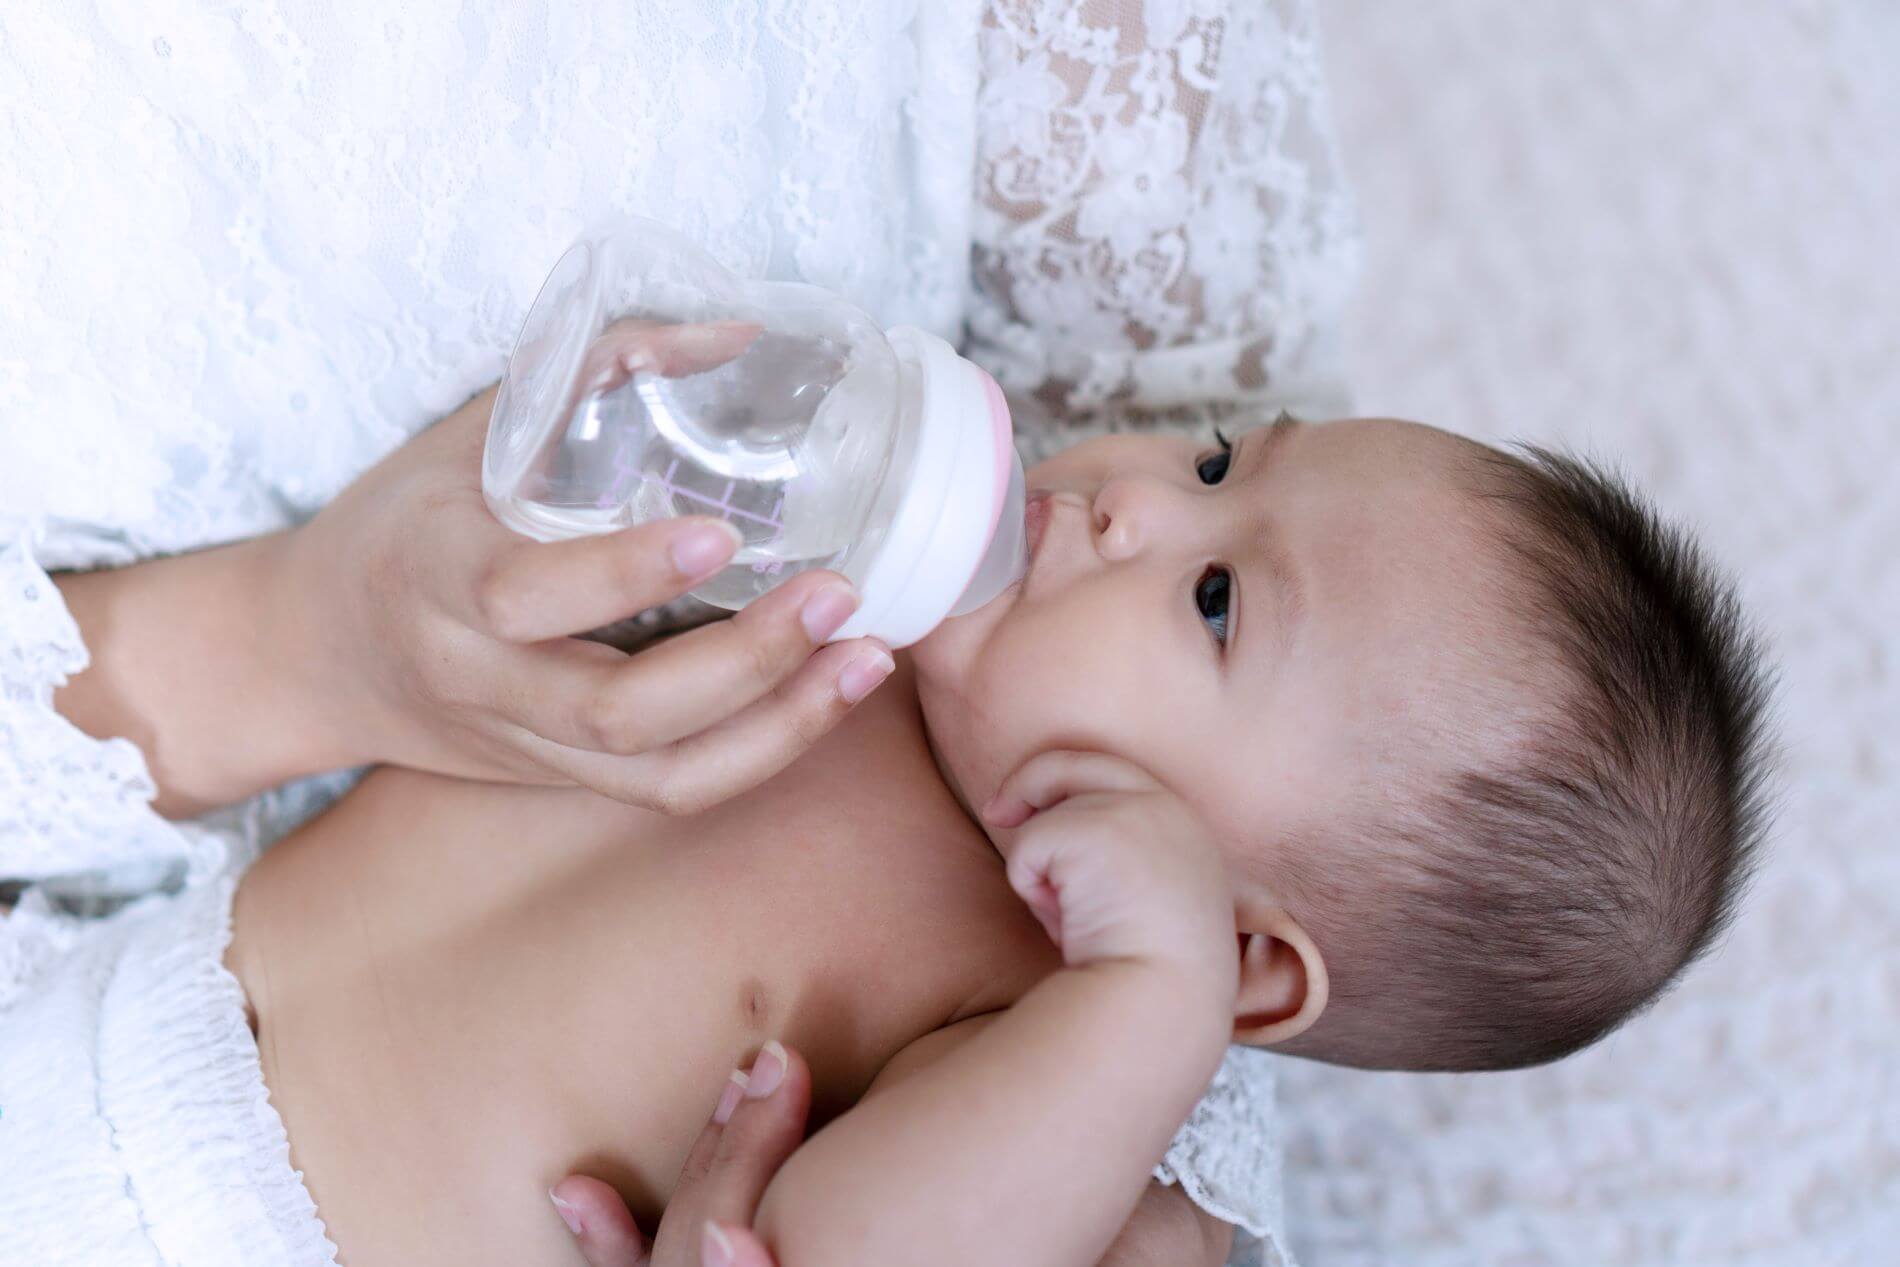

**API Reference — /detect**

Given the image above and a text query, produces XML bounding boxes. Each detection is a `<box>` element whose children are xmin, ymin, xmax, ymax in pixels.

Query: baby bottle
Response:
<box><xmin>483</xmin><ymin>215</ymin><xmax>1027</xmax><ymax>649</ymax></box>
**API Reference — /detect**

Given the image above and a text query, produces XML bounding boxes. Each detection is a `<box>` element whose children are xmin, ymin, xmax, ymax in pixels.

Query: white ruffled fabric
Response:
<box><xmin>0</xmin><ymin>876</ymin><xmax>341</xmax><ymax>1267</ymax></box>
<box><xmin>1</xmin><ymin>3</ymin><xmax>1360</xmax><ymax>1261</ymax></box>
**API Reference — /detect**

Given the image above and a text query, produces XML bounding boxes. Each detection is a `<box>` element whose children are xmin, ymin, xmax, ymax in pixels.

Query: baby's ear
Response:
<box><xmin>1231</xmin><ymin>908</ymin><xmax>1329</xmax><ymax>1046</ymax></box>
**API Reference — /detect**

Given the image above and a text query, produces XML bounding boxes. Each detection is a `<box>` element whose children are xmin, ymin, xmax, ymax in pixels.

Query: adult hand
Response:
<box><xmin>268</xmin><ymin>323</ymin><xmax>896</xmax><ymax>814</ymax></box>
<box><xmin>550</xmin><ymin>1042</ymin><xmax>810</xmax><ymax>1267</ymax></box>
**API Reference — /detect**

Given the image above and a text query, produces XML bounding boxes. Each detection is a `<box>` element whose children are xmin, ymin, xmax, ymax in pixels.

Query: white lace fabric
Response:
<box><xmin>1</xmin><ymin>3</ymin><xmax>1358</xmax><ymax>1261</ymax></box>
<box><xmin>969</xmin><ymin>0</ymin><xmax>1360</xmax><ymax>464</ymax></box>
<box><xmin>0</xmin><ymin>530</ymin><xmax>217</xmax><ymax>908</ymax></box>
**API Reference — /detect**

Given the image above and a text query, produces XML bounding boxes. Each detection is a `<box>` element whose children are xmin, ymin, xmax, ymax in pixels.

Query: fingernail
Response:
<box><xmin>800</xmin><ymin>582</ymin><xmax>860</xmax><ymax>642</ymax></box>
<box><xmin>548</xmin><ymin>1189</ymin><xmax>583</xmax><ymax>1236</ymax></box>
<box><xmin>746</xmin><ymin>1040</ymin><xmax>787</xmax><ymax>1099</ymax></box>
<box><xmin>702</xmin><ymin>1222</ymin><xmax>735</xmax><ymax>1267</ymax></box>
<box><xmin>713</xmin><ymin>1068</ymin><xmax>749</xmax><ymax>1125</ymax></box>
<box><xmin>672</xmin><ymin>520</ymin><xmax>744</xmax><ymax>577</ymax></box>
<box><xmin>838</xmin><ymin>646</ymin><xmax>895</xmax><ymax>703</ymax></box>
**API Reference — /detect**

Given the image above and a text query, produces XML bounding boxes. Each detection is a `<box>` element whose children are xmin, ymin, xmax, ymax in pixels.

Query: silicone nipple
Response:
<box><xmin>946</xmin><ymin>373</ymin><xmax>1028</xmax><ymax>617</ymax></box>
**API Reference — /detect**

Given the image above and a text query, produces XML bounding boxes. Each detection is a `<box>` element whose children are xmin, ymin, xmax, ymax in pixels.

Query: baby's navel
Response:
<box><xmin>737</xmin><ymin>977</ymin><xmax>771</xmax><ymax>1029</ymax></box>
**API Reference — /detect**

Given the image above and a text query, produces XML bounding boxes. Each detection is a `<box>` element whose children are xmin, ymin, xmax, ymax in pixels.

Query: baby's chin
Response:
<box><xmin>907</xmin><ymin>583</ymin><xmax>1031</xmax><ymax>833</ymax></box>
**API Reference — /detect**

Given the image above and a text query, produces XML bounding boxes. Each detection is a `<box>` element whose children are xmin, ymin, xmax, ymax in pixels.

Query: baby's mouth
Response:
<box><xmin>1023</xmin><ymin>490</ymin><xmax>1055</xmax><ymax>571</ymax></box>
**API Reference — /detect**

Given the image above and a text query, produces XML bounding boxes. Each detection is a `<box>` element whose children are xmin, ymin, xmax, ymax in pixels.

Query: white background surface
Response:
<box><xmin>1275</xmin><ymin>4</ymin><xmax>1900</xmax><ymax>1264</ymax></box>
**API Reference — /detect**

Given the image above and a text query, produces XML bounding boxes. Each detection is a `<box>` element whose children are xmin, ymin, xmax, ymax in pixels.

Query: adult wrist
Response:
<box><xmin>249</xmin><ymin>525</ymin><xmax>376</xmax><ymax>778</ymax></box>
<box><xmin>52</xmin><ymin>532</ymin><xmax>356</xmax><ymax>818</ymax></box>
<box><xmin>159</xmin><ymin>531</ymin><xmax>352</xmax><ymax>813</ymax></box>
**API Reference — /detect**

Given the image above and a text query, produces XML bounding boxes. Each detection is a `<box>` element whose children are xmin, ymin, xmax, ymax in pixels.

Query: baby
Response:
<box><xmin>17</xmin><ymin>410</ymin><xmax>1773</xmax><ymax>1266</ymax></box>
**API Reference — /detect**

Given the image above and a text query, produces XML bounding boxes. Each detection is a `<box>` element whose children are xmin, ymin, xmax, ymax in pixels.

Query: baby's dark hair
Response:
<box><xmin>1275</xmin><ymin>444</ymin><xmax>1775</xmax><ymax>1073</ymax></box>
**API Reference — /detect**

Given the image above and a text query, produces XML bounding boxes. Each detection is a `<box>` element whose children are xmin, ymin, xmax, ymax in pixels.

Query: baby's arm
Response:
<box><xmin>752</xmin><ymin>750</ymin><xmax>1239</xmax><ymax>1267</ymax></box>
<box><xmin>755</xmin><ymin>968</ymin><xmax>1228</xmax><ymax>1266</ymax></box>
<box><xmin>762</xmin><ymin>1012</ymin><xmax>1234</xmax><ymax>1266</ymax></box>
<box><xmin>1109</xmin><ymin>1180</ymin><xmax>1236</xmax><ymax>1266</ymax></box>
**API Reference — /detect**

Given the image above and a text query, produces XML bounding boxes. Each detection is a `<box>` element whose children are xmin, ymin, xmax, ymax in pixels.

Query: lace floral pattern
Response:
<box><xmin>967</xmin><ymin>0</ymin><xmax>1361</xmax><ymax>460</ymax></box>
<box><xmin>0</xmin><ymin>528</ymin><xmax>219</xmax><ymax>898</ymax></box>
<box><xmin>1</xmin><ymin>5</ymin><xmax>1358</xmax><ymax>1261</ymax></box>
<box><xmin>1156</xmin><ymin>1043</ymin><xmax>1293</xmax><ymax>1252</ymax></box>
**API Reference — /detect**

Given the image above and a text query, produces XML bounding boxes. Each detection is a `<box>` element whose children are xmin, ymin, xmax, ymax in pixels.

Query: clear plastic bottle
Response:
<box><xmin>484</xmin><ymin>216</ymin><xmax>1026</xmax><ymax>648</ymax></box>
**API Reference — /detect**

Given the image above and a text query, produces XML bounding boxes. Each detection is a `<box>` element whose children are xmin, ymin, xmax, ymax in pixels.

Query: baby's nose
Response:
<box><xmin>1090</xmin><ymin>476</ymin><xmax>1180</xmax><ymax>561</ymax></box>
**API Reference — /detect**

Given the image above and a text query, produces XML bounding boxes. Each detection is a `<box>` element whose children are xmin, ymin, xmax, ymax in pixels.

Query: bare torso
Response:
<box><xmin>225</xmin><ymin>656</ymin><xmax>1057</xmax><ymax>1265</ymax></box>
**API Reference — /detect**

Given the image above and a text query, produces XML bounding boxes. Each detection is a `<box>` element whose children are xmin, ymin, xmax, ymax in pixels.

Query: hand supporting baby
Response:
<box><xmin>555</xmin><ymin>1027</ymin><xmax>1233</xmax><ymax>1267</ymax></box>
<box><xmin>554</xmin><ymin>1043</ymin><xmax>815</xmax><ymax>1267</ymax></box>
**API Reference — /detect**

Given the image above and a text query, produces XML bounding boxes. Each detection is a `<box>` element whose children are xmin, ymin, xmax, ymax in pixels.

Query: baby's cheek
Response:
<box><xmin>909</xmin><ymin>602</ymin><xmax>989</xmax><ymax>686</ymax></box>
<box><xmin>1012</xmin><ymin>631</ymin><xmax>1136</xmax><ymax>739</ymax></box>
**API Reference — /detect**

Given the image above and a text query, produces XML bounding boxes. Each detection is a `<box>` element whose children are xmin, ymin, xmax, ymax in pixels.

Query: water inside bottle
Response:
<box><xmin>491</xmin><ymin>323</ymin><xmax>894</xmax><ymax>602</ymax></box>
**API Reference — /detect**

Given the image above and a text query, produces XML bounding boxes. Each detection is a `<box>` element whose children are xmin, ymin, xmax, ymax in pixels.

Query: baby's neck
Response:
<box><xmin>519</xmin><ymin>648</ymin><xmax>982</xmax><ymax>862</ymax></box>
<box><xmin>899</xmin><ymin>652</ymin><xmax>985</xmax><ymax>831</ymax></box>
<box><xmin>807</xmin><ymin>649</ymin><xmax>991</xmax><ymax>854</ymax></box>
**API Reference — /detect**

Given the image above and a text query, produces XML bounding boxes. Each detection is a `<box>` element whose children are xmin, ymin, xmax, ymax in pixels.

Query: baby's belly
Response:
<box><xmin>225</xmin><ymin>765</ymin><xmax>1035</xmax><ymax>1266</ymax></box>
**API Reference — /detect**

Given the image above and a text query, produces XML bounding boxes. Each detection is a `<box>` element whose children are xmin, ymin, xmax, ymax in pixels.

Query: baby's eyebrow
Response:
<box><xmin>1236</xmin><ymin>417</ymin><xmax>1306</xmax><ymax>663</ymax></box>
<box><xmin>1249</xmin><ymin>412</ymin><xmax>1301</xmax><ymax>470</ymax></box>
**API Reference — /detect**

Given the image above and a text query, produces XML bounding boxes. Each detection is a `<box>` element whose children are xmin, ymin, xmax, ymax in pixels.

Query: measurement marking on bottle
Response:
<box><xmin>633</xmin><ymin>471</ymin><xmax>784</xmax><ymax>529</ymax></box>
<box><xmin>591</xmin><ymin>438</ymin><xmax>794</xmax><ymax>574</ymax></box>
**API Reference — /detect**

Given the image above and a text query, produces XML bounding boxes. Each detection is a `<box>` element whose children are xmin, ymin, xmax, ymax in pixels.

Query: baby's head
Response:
<box><xmin>911</xmin><ymin>414</ymin><xmax>1773</xmax><ymax>1072</ymax></box>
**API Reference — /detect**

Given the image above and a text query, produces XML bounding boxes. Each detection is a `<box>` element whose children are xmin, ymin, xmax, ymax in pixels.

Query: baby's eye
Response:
<box><xmin>1196</xmin><ymin>427</ymin><xmax>1235</xmax><ymax>484</ymax></box>
<box><xmin>1196</xmin><ymin>566</ymin><xmax>1231</xmax><ymax>647</ymax></box>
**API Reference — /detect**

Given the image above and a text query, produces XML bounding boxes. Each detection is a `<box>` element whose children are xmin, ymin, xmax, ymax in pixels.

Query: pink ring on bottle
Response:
<box><xmin>973</xmin><ymin>367</ymin><xmax>1013</xmax><ymax>561</ymax></box>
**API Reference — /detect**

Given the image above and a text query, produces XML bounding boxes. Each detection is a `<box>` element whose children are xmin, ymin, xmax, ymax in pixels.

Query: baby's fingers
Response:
<box><xmin>981</xmin><ymin>748</ymin><xmax>1160</xmax><ymax>830</ymax></box>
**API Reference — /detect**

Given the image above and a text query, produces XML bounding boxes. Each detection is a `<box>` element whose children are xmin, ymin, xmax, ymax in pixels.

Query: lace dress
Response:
<box><xmin>0</xmin><ymin>4</ymin><xmax>1357</xmax><ymax>1262</ymax></box>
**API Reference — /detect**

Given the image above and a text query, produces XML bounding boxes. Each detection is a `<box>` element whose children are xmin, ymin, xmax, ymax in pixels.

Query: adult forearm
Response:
<box><xmin>52</xmin><ymin>534</ymin><xmax>348</xmax><ymax>818</ymax></box>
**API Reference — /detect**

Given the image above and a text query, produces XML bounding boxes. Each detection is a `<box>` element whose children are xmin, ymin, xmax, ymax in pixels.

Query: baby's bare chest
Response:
<box><xmin>230</xmin><ymin>764</ymin><xmax>1051</xmax><ymax>1265</ymax></box>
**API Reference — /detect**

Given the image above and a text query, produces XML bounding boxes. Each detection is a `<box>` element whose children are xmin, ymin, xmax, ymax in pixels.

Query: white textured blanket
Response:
<box><xmin>1280</xmin><ymin>3</ymin><xmax>1900</xmax><ymax>1264</ymax></box>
